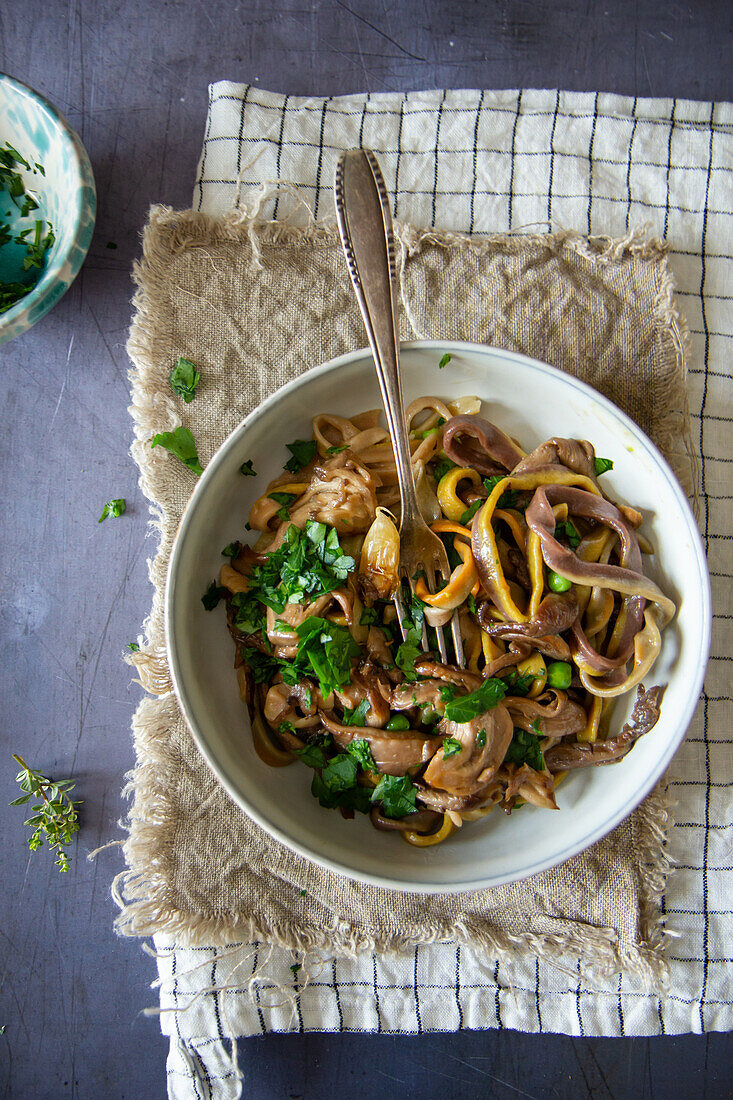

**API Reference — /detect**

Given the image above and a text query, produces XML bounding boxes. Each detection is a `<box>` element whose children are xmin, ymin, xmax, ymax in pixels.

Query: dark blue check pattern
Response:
<box><xmin>157</xmin><ymin>86</ymin><xmax>733</xmax><ymax>1094</ymax></box>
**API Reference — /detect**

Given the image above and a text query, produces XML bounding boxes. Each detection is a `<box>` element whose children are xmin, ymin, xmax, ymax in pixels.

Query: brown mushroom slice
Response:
<box><xmin>442</xmin><ymin>414</ymin><xmax>525</xmax><ymax>475</ymax></box>
<box><xmin>507</xmin><ymin>692</ymin><xmax>587</xmax><ymax>739</ymax></box>
<box><xmin>423</xmin><ymin>703</ymin><xmax>513</xmax><ymax>796</ymax></box>
<box><xmin>390</xmin><ymin>679</ymin><xmax>448</xmax><ymax>711</ymax></box>
<box><xmin>544</xmin><ymin>684</ymin><xmax>665</xmax><ymax>771</ymax></box>
<box><xmin>412</xmin><ymin>657</ymin><xmax>483</xmax><ymax>690</ymax></box>
<box><xmin>318</xmin><ymin>711</ymin><xmax>441</xmax><ymax>776</ymax></box>
<box><xmin>511</xmin><ymin>437</ymin><xmax>596</xmax><ymax>479</ymax></box>
<box><xmin>369</xmin><ymin>806</ymin><xmax>442</xmax><ymax>833</ymax></box>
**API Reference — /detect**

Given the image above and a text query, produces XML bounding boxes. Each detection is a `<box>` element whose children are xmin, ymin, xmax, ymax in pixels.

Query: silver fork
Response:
<box><xmin>334</xmin><ymin>148</ymin><xmax>464</xmax><ymax>667</ymax></box>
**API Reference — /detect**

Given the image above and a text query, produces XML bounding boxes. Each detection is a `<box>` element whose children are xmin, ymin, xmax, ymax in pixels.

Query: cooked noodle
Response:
<box><xmin>212</xmin><ymin>394</ymin><xmax>673</xmax><ymax>845</ymax></box>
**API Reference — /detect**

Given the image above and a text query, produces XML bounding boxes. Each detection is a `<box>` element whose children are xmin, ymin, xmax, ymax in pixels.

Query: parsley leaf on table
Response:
<box><xmin>169</xmin><ymin>357</ymin><xmax>201</xmax><ymax>403</ymax></box>
<box><xmin>98</xmin><ymin>498</ymin><xmax>126</xmax><ymax>522</ymax></box>
<box><xmin>239</xmin><ymin>460</ymin><xmax>256</xmax><ymax>477</ymax></box>
<box><xmin>151</xmin><ymin>426</ymin><xmax>203</xmax><ymax>476</ymax></box>
<box><xmin>594</xmin><ymin>456</ymin><xmax>614</xmax><ymax>476</ymax></box>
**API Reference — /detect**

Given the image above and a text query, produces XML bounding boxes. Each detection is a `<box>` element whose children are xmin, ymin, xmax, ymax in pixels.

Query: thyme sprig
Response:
<box><xmin>10</xmin><ymin>755</ymin><xmax>82</xmax><ymax>872</ymax></box>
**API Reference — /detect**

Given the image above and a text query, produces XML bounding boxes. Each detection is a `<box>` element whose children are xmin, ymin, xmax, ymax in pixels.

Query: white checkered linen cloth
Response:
<box><xmin>161</xmin><ymin>85</ymin><xmax>733</xmax><ymax>1098</ymax></box>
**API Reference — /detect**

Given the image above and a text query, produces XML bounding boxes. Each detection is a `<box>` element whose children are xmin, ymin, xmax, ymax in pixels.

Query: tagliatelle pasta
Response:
<box><xmin>205</xmin><ymin>394</ymin><xmax>674</xmax><ymax>845</ymax></box>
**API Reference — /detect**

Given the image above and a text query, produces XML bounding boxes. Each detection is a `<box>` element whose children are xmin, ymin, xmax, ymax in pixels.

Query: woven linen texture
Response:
<box><xmin>123</xmin><ymin>88</ymin><xmax>731</xmax><ymax>1097</ymax></box>
<box><xmin>125</xmin><ymin>210</ymin><xmax>679</xmax><ymax>957</ymax></box>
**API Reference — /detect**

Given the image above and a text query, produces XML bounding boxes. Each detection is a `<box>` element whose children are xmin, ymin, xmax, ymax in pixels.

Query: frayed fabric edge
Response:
<box><xmin>117</xmin><ymin>200</ymin><xmax>683</xmax><ymax>999</ymax></box>
<box><xmin>113</xmin><ymin>677</ymin><xmax>673</xmax><ymax>995</ymax></box>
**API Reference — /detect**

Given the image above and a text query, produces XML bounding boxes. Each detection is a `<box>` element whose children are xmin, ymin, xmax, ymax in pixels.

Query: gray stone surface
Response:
<box><xmin>0</xmin><ymin>1</ymin><xmax>731</xmax><ymax>1097</ymax></box>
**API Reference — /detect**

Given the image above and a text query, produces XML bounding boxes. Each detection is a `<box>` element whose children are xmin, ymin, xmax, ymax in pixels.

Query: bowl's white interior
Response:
<box><xmin>166</xmin><ymin>342</ymin><xmax>710</xmax><ymax>893</ymax></box>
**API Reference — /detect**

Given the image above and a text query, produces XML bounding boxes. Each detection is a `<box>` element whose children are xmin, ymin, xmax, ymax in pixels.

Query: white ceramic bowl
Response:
<box><xmin>166</xmin><ymin>342</ymin><xmax>710</xmax><ymax>893</ymax></box>
<box><xmin>0</xmin><ymin>73</ymin><xmax>96</xmax><ymax>344</ymax></box>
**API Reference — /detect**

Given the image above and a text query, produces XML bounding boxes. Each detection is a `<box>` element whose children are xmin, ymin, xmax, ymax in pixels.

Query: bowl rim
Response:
<box><xmin>165</xmin><ymin>339</ymin><xmax>712</xmax><ymax>893</ymax></box>
<box><xmin>0</xmin><ymin>71</ymin><xmax>97</xmax><ymax>339</ymax></box>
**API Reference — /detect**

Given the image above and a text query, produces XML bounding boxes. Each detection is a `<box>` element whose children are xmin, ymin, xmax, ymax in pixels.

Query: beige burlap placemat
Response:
<box><xmin>118</xmin><ymin>204</ymin><xmax>692</xmax><ymax>986</ymax></box>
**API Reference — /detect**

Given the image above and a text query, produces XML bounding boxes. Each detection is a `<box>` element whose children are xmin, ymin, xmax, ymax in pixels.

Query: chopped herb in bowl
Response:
<box><xmin>0</xmin><ymin>143</ymin><xmax>55</xmax><ymax>314</ymax></box>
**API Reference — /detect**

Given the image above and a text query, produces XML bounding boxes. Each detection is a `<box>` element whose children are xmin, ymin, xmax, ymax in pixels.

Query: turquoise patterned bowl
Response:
<box><xmin>0</xmin><ymin>73</ymin><xmax>96</xmax><ymax>345</ymax></box>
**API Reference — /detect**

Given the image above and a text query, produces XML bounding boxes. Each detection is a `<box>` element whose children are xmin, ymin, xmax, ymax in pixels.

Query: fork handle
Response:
<box><xmin>334</xmin><ymin>149</ymin><xmax>421</xmax><ymax>525</ymax></box>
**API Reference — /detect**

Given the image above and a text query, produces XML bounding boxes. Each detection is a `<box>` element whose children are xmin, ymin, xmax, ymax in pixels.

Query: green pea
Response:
<box><xmin>385</xmin><ymin>714</ymin><xmax>410</xmax><ymax>731</ymax></box>
<box><xmin>546</xmin><ymin>661</ymin><xmax>572</xmax><ymax>689</ymax></box>
<box><xmin>547</xmin><ymin>569</ymin><xmax>572</xmax><ymax>593</ymax></box>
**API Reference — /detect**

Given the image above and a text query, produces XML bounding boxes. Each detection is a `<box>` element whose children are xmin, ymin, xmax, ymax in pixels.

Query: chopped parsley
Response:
<box><xmin>326</xmin><ymin>444</ymin><xmax>349</xmax><ymax>455</ymax></box>
<box><xmin>295</xmin><ymin>617</ymin><xmax>360</xmax><ymax>697</ymax></box>
<box><xmin>293</xmin><ymin>742</ymin><xmax>329</xmax><ymax>769</ymax></box>
<box><xmin>594</xmin><ymin>456</ymin><xmax>614</xmax><ymax>476</ymax></box>
<box><xmin>201</xmin><ymin>581</ymin><xmax>228</xmax><ymax>611</ymax></box>
<box><xmin>502</xmin><ymin>669</ymin><xmax>539</xmax><ymax>697</ymax></box>
<box><xmin>442</xmin><ymin>736</ymin><xmax>462</xmax><ymax>758</ymax></box>
<box><xmin>0</xmin><ymin>143</ymin><xmax>55</xmax><ymax>313</ymax></box>
<box><xmin>284</xmin><ymin>438</ymin><xmax>317</xmax><ymax>473</ymax></box>
<box><xmin>438</xmin><ymin>353</ymin><xmax>452</xmax><ymax>369</ymax></box>
<box><xmin>371</xmin><ymin>774</ymin><xmax>417</xmax><ymax>819</ymax></box>
<box><xmin>395</xmin><ymin>628</ymin><xmax>422</xmax><ymax>681</ymax></box>
<box><xmin>222</xmin><ymin>541</ymin><xmax>242</xmax><ymax>558</ymax></box>
<box><xmin>169</xmin><ymin>357</ymin><xmax>201</xmax><ymax>403</ymax></box>
<box><xmin>555</xmin><ymin>518</ymin><xmax>581</xmax><ymax>549</ymax></box>
<box><xmin>151</xmin><ymin>426</ymin><xmax>203</xmax><ymax>476</ymax></box>
<box><xmin>268</xmin><ymin>490</ymin><xmax>299</xmax><ymax>521</ymax></box>
<box><xmin>443</xmin><ymin>677</ymin><xmax>507</xmax><ymax>724</ymax></box>
<box><xmin>239</xmin><ymin>647</ymin><xmax>282</xmax><ymax>683</ymax></box>
<box><xmin>126</xmin><ymin>642</ymin><xmax>140</xmax><ymax>652</ymax></box>
<box><xmin>310</xmin><ymin>754</ymin><xmax>372</xmax><ymax>813</ymax></box>
<box><xmin>459</xmin><ymin>499</ymin><xmax>482</xmax><ymax>526</ymax></box>
<box><xmin>359</xmin><ymin>607</ymin><xmax>380</xmax><ymax>627</ymax></box>
<box><xmin>98</xmin><ymin>498</ymin><xmax>126</xmax><ymax>522</ymax></box>
<box><xmin>504</xmin><ymin>728</ymin><xmax>545</xmax><ymax>772</ymax></box>
<box><xmin>476</xmin><ymin>728</ymin><xmax>487</xmax><ymax>747</ymax></box>
<box><xmin>432</xmin><ymin>456</ymin><xmax>458</xmax><ymax>482</ymax></box>
<box><xmin>347</xmin><ymin>739</ymin><xmax>378</xmax><ymax>773</ymax></box>
<box><xmin>231</xmin><ymin>522</ymin><xmax>355</xmax><ymax>637</ymax></box>
<box><xmin>439</xmin><ymin>684</ymin><xmax>457</xmax><ymax>704</ymax></box>
<box><xmin>322</xmin><ymin>754</ymin><xmax>358</xmax><ymax>790</ymax></box>
<box><xmin>483</xmin><ymin>475</ymin><xmax>524</xmax><ymax>511</ymax></box>
<box><xmin>342</xmin><ymin>699</ymin><xmax>370</xmax><ymax>726</ymax></box>
<box><xmin>239</xmin><ymin>460</ymin><xmax>256</xmax><ymax>477</ymax></box>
